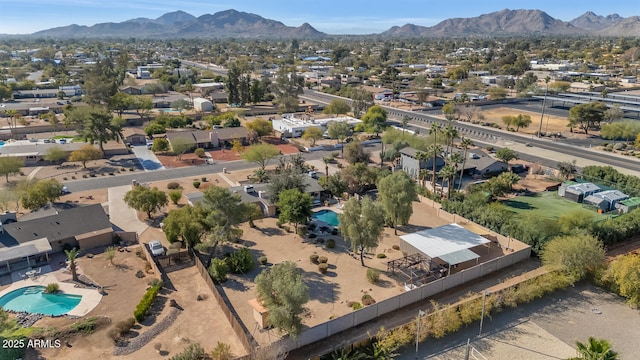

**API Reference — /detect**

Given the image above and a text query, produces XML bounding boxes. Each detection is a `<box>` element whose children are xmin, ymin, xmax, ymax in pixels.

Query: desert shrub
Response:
<box><xmin>351</xmin><ymin>302</ymin><xmax>362</xmax><ymax>310</ymax></box>
<box><xmin>201</xmin><ymin>176</ymin><xmax>207</xmax><ymax>182</ymax></box>
<box><xmin>134</xmin><ymin>282</ymin><xmax>162</xmax><ymax>322</ymax></box>
<box><xmin>258</xmin><ymin>256</ymin><xmax>268</xmax><ymax>265</ymax></box>
<box><xmin>376</xmin><ymin>253</ymin><xmax>387</xmax><ymax>258</ymax></box>
<box><xmin>114</xmin><ymin>318</ymin><xmax>135</xmax><ymax>338</ymax></box>
<box><xmin>194</xmin><ymin>148</ymin><xmax>205</xmax><ymax>157</ymax></box>
<box><xmin>168</xmin><ymin>343</ymin><xmax>206</xmax><ymax>360</ymax></box>
<box><xmin>208</xmin><ymin>258</ymin><xmax>229</xmax><ymax>284</ymax></box>
<box><xmin>318</xmin><ymin>256</ymin><xmax>328</xmax><ymax>263</ymax></box>
<box><xmin>331</xmin><ymin>228</ymin><xmax>339</xmax><ymax>235</ymax></box>
<box><xmin>362</xmin><ymin>293</ymin><xmax>376</xmax><ymax>306</ymax></box>
<box><xmin>366</xmin><ymin>268</ymin><xmax>381</xmax><ymax>283</ymax></box>
<box><xmin>193</xmin><ymin>181</ymin><xmax>201</xmax><ymax>188</ymax></box>
<box><xmin>310</xmin><ymin>254</ymin><xmax>319</xmax><ymax>264</ymax></box>
<box><xmin>296</xmin><ymin>226</ymin><xmax>307</xmax><ymax>237</ymax></box>
<box><xmin>282</xmin><ymin>225</ymin><xmax>291</xmax><ymax>233</ymax></box>
<box><xmin>613</xmin><ymin>143</ymin><xmax>625</xmax><ymax>150</ymax></box>
<box><xmin>318</xmin><ymin>263</ymin><xmax>329</xmax><ymax>274</ymax></box>
<box><xmin>44</xmin><ymin>283</ymin><xmax>59</xmax><ymax>294</ymax></box>
<box><xmin>135</xmin><ymin>270</ymin><xmax>145</xmax><ymax>278</ymax></box>
<box><xmin>70</xmin><ymin>316</ymin><xmax>99</xmax><ymax>334</ymax></box>
<box><xmin>228</xmin><ymin>247</ymin><xmax>254</xmax><ymax>273</ymax></box>
<box><xmin>392</xmin><ymin>245</ymin><xmax>400</xmax><ymax>250</ymax></box>
<box><xmin>211</xmin><ymin>341</ymin><xmax>233</xmax><ymax>360</ymax></box>
<box><xmin>458</xmin><ymin>295</ymin><xmax>484</xmax><ymax>325</ymax></box>
<box><xmin>167</xmin><ymin>182</ymin><xmax>181</xmax><ymax>190</ymax></box>
<box><xmin>276</xmin><ymin>220</ymin><xmax>283</xmax><ymax>228</ymax></box>
<box><xmin>168</xmin><ymin>189</ymin><xmax>183</xmax><ymax>205</ymax></box>
<box><xmin>326</xmin><ymin>239</ymin><xmax>336</xmax><ymax>248</ymax></box>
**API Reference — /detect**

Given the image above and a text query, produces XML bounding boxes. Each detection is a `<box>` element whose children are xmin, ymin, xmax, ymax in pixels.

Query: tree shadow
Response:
<box><xmin>300</xmin><ymin>269</ymin><xmax>340</xmax><ymax>303</ymax></box>
<box><xmin>502</xmin><ymin>200</ymin><xmax>536</xmax><ymax>210</ymax></box>
<box><xmin>401</xmin><ymin>224</ymin><xmax>432</xmax><ymax>234</ymax></box>
<box><xmin>259</xmin><ymin>227</ymin><xmax>284</xmax><ymax>236</ymax></box>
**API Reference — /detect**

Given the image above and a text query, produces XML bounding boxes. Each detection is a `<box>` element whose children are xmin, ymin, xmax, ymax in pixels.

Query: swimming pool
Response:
<box><xmin>312</xmin><ymin>209</ymin><xmax>340</xmax><ymax>226</ymax></box>
<box><xmin>0</xmin><ymin>286</ymin><xmax>82</xmax><ymax>316</ymax></box>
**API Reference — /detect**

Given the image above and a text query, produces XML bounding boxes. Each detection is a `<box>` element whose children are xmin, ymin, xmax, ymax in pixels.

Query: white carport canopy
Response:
<box><xmin>0</xmin><ymin>238</ymin><xmax>52</xmax><ymax>263</ymax></box>
<box><xmin>400</xmin><ymin>223</ymin><xmax>490</xmax><ymax>266</ymax></box>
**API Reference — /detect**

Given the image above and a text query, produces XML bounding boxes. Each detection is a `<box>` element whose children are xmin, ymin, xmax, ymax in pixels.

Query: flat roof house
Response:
<box><xmin>166</xmin><ymin>128</ymin><xmax>248</xmax><ymax>150</ymax></box>
<box><xmin>399</xmin><ymin>147</ymin><xmax>445</xmax><ymax>180</ymax></box>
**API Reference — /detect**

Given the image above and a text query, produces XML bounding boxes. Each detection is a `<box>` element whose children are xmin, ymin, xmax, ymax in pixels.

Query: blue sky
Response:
<box><xmin>1</xmin><ymin>0</ymin><xmax>639</xmax><ymax>34</ymax></box>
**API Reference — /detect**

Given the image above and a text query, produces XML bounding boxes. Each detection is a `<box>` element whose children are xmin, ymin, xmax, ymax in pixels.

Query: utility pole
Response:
<box><xmin>479</xmin><ymin>290</ymin><xmax>491</xmax><ymax>336</ymax></box>
<box><xmin>415</xmin><ymin>309</ymin><xmax>425</xmax><ymax>359</ymax></box>
<box><xmin>538</xmin><ymin>76</ymin><xmax>550</xmax><ymax>137</ymax></box>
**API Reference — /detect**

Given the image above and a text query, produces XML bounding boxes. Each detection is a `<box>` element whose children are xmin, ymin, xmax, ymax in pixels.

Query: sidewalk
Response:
<box><xmin>287</xmin><ymin>259</ymin><xmax>542</xmax><ymax>360</ymax></box>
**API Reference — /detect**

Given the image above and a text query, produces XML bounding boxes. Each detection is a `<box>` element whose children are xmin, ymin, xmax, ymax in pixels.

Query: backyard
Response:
<box><xmin>502</xmin><ymin>191</ymin><xmax>616</xmax><ymax>220</ymax></box>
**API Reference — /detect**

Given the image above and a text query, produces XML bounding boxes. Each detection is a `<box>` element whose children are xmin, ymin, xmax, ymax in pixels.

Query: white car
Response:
<box><xmin>148</xmin><ymin>240</ymin><xmax>164</xmax><ymax>256</ymax></box>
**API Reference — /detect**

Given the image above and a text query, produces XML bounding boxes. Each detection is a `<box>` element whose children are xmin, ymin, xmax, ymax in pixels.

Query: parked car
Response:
<box><xmin>149</xmin><ymin>240</ymin><xmax>164</xmax><ymax>256</ymax></box>
<box><xmin>61</xmin><ymin>186</ymin><xmax>70</xmax><ymax>195</ymax></box>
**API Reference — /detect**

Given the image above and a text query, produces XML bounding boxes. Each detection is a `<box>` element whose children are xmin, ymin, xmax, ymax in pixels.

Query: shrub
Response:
<box><xmin>208</xmin><ymin>258</ymin><xmax>229</xmax><ymax>284</ymax></box>
<box><xmin>282</xmin><ymin>225</ymin><xmax>291</xmax><ymax>233</ymax></box>
<box><xmin>308</xmin><ymin>233</ymin><xmax>317</xmax><ymax>239</ymax></box>
<box><xmin>194</xmin><ymin>148</ymin><xmax>205</xmax><ymax>157</ymax></box>
<box><xmin>366</xmin><ymin>268</ymin><xmax>381</xmax><ymax>283</ymax></box>
<box><xmin>193</xmin><ymin>181</ymin><xmax>200</xmax><ymax>188</ymax></box>
<box><xmin>326</xmin><ymin>239</ymin><xmax>336</xmax><ymax>248</ymax></box>
<box><xmin>44</xmin><ymin>283</ymin><xmax>59</xmax><ymax>294</ymax></box>
<box><xmin>114</xmin><ymin>317</ymin><xmax>135</xmax><ymax>338</ymax></box>
<box><xmin>258</xmin><ymin>256</ymin><xmax>268</xmax><ymax>265</ymax></box>
<box><xmin>308</xmin><ymin>223</ymin><xmax>316</xmax><ymax>231</ymax></box>
<box><xmin>133</xmin><ymin>282</ymin><xmax>162</xmax><ymax>322</ymax></box>
<box><xmin>168</xmin><ymin>189</ymin><xmax>183</xmax><ymax>205</ymax></box>
<box><xmin>310</xmin><ymin>254</ymin><xmax>319</xmax><ymax>264</ymax></box>
<box><xmin>135</xmin><ymin>270</ymin><xmax>145</xmax><ymax>278</ymax></box>
<box><xmin>376</xmin><ymin>253</ymin><xmax>387</xmax><ymax>259</ymax></box>
<box><xmin>392</xmin><ymin>245</ymin><xmax>400</xmax><ymax>250</ymax></box>
<box><xmin>318</xmin><ymin>263</ymin><xmax>329</xmax><ymax>274</ymax></box>
<box><xmin>613</xmin><ymin>143</ymin><xmax>625</xmax><ymax>151</ymax></box>
<box><xmin>351</xmin><ymin>302</ymin><xmax>362</xmax><ymax>310</ymax></box>
<box><xmin>167</xmin><ymin>182</ymin><xmax>181</xmax><ymax>190</ymax></box>
<box><xmin>169</xmin><ymin>343</ymin><xmax>207</xmax><ymax>360</ymax></box>
<box><xmin>318</xmin><ymin>256</ymin><xmax>328</xmax><ymax>264</ymax></box>
<box><xmin>211</xmin><ymin>341</ymin><xmax>233</xmax><ymax>360</ymax></box>
<box><xmin>276</xmin><ymin>220</ymin><xmax>283</xmax><ymax>228</ymax></box>
<box><xmin>331</xmin><ymin>228</ymin><xmax>339</xmax><ymax>235</ymax></box>
<box><xmin>71</xmin><ymin>317</ymin><xmax>98</xmax><ymax>334</ymax></box>
<box><xmin>362</xmin><ymin>293</ymin><xmax>376</xmax><ymax>305</ymax></box>
<box><xmin>296</xmin><ymin>226</ymin><xmax>307</xmax><ymax>237</ymax></box>
<box><xmin>228</xmin><ymin>247</ymin><xmax>255</xmax><ymax>274</ymax></box>
<box><xmin>201</xmin><ymin>176</ymin><xmax>207</xmax><ymax>182</ymax></box>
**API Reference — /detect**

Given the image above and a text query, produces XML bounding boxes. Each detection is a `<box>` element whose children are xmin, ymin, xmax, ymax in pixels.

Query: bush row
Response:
<box><xmin>133</xmin><ymin>281</ymin><xmax>163</xmax><ymax>322</ymax></box>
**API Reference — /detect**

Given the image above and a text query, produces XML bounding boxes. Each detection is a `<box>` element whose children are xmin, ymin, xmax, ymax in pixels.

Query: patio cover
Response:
<box><xmin>0</xmin><ymin>238</ymin><xmax>52</xmax><ymax>263</ymax></box>
<box><xmin>400</xmin><ymin>223</ymin><xmax>490</xmax><ymax>265</ymax></box>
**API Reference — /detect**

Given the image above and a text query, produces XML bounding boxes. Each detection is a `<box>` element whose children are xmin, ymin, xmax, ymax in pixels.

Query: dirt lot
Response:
<box><xmin>221</xmin><ymin>200</ymin><xmax>455</xmax><ymax>346</ymax></box>
<box><xmin>479</xmin><ymin>107</ymin><xmax>596</xmax><ymax>139</ymax></box>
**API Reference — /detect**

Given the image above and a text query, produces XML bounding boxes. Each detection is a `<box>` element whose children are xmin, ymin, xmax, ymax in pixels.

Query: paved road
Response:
<box><xmin>301</xmin><ymin>90</ymin><xmax>640</xmax><ymax>174</ymax></box>
<box><xmin>64</xmin><ymin>150</ymin><xmax>337</xmax><ymax>193</ymax></box>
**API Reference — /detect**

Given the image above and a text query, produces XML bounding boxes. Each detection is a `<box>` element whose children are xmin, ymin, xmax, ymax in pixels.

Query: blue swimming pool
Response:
<box><xmin>312</xmin><ymin>209</ymin><xmax>340</xmax><ymax>226</ymax></box>
<box><xmin>0</xmin><ymin>286</ymin><xmax>82</xmax><ymax>316</ymax></box>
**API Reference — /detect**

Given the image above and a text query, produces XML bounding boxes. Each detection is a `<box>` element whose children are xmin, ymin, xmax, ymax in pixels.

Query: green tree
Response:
<box><xmin>133</xmin><ymin>96</ymin><xmax>153</xmax><ymax>121</ymax></box>
<box><xmin>255</xmin><ymin>261</ymin><xmax>309</xmax><ymax>339</ymax></box>
<box><xmin>108</xmin><ymin>92</ymin><xmax>133</xmax><ymax>117</ymax></box>
<box><xmin>377</xmin><ymin>171</ymin><xmax>416</xmax><ymax>235</ymax></box>
<box><xmin>0</xmin><ymin>157</ymin><xmax>24</xmax><ymax>182</ymax></box>
<box><xmin>123</xmin><ymin>186</ymin><xmax>168</xmax><ymax>219</ymax></box>
<box><xmin>240</xmin><ymin>143</ymin><xmax>280</xmax><ymax>170</ymax></box>
<box><xmin>338</xmin><ymin>196</ymin><xmax>386</xmax><ymax>266</ymax></box>
<box><xmin>350</xmin><ymin>87</ymin><xmax>373</xmax><ymax>118</ymax></box>
<box><xmin>223</xmin><ymin>117</ymin><xmax>241</xmax><ymax>128</ymax></box>
<box><xmin>442</xmin><ymin>102</ymin><xmax>458</xmax><ymax>121</ymax></box>
<box><xmin>246</xmin><ymin>118</ymin><xmax>273</xmax><ymax>138</ymax></box>
<box><xmin>162</xmin><ymin>205</ymin><xmax>205</xmax><ymax>247</ymax></box>
<box><xmin>439</xmin><ymin>164</ymin><xmax>457</xmax><ymax>197</ymax></box>
<box><xmin>83</xmin><ymin>58</ymin><xmax>118</xmax><ymax>105</ymax></box>
<box><xmin>605</xmin><ymin>254</ymin><xmax>640</xmax><ymax>308</ymax></box>
<box><xmin>360</xmin><ymin>105</ymin><xmax>387</xmax><ymax>135</ymax></box>
<box><xmin>200</xmin><ymin>186</ymin><xmax>250</xmax><ymax>261</ymax></box>
<box><xmin>429</xmin><ymin>123</ymin><xmax>442</xmax><ymax>190</ymax></box>
<box><xmin>557</xmin><ymin>160</ymin><xmax>577</xmax><ymax>180</ymax></box>
<box><xmin>574</xmin><ymin>337</ymin><xmax>618</xmax><ymax>360</ymax></box>
<box><xmin>44</xmin><ymin>145</ymin><xmax>67</xmax><ymax>164</ymax></box>
<box><xmin>568</xmin><ymin>102</ymin><xmax>607</xmax><ymax>135</ymax></box>
<box><xmin>327</xmin><ymin>121</ymin><xmax>351</xmax><ymax>157</ymax></box>
<box><xmin>301</xmin><ymin>127</ymin><xmax>324</xmax><ymax>147</ymax></box>
<box><xmin>323</xmin><ymin>99</ymin><xmax>351</xmax><ymax>117</ymax></box>
<box><xmin>171</xmin><ymin>138</ymin><xmax>192</xmax><ymax>161</ymax></box>
<box><xmin>495</xmin><ymin>147</ymin><xmax>518</xmax><ymax>170</ymax></box>
<box><xmin>273</xmin><ymin>66</ymin><xmax>303</xmax><ymax>112</ymax></box>
<box><xmin>168</xmin><ymin>189</ymin><xmax>183</xmax><ymax>205</ymax></box>
<box><xmin>318</xmin><ymin>173</ymin><xmax>348</xmax><ymax>199</ymax></box>
<box><xmin>20</xmin><ymin>179</ymin><xmax>63</xmax><ymax>210</ymax></box>
<box><xmin>541</xmin><ymin>235</ymin><xmax>605</xmax><ymax>281</ymax></box>
<box><xmin>341</xmin><ymin>163</ymin><xmax>377</xmax><ymax>195</ymax></box>
<box><xmin>151</xmin><ymin>138</ymin><xmax>170</xmax><ymax>152</ymax></box>
<box><xmin>458</xmin><ymin>137</ymin><xmax>474</xmax><ymax>190</ymax></box>
<box><xmin>77</xmin><ymin>108</ymin><xmax>123</xmax><ymax>153</ymax></box>
<box><xmin>344</xmin><ymin>141</ymin><xmax>370</xmax><ymax>165</ymax></box>
<box><xmin>558</xmin><ymin>210</ymin><xmax>595</xmax><ymax>235</ymax></box>
<box><xmin>266</xmin><ymin>168</ymin><xmax>307</xmax><ymax>204</ymax></box>
<box><xmin>604</xmin><ymin>104</ymin><xmax>624</xmax><ymax>123</ymax></box>
<box><xmin>277</xmin><ymin>188</ymin><xmax>313</xmax><ymax>233</ymax></box>
<box><xmin>487</xmin><ymin>87</ymin><xmax>508</xmax><ymax>100</ymax></box>
<box><xmin>68</xmin><ymin>145</ymin><xmax>103</xmax><ymax>169</ymax></box>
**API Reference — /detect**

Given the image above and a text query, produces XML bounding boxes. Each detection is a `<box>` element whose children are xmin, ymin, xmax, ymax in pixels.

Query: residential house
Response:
<box><xmin>561</xmin><ymin>183</ymin><xmax>602</xmax><ymax>203</ymax></box>
<box><xmin>0</xmin><ymin>141</ymin><xmax>87</xmax><ymax>166</ymax></box>
<box><xmin>165</xmin><ymin>127</ymin><xmax>248</xmax><ymax>150</ymax></box>
<box><xmin>0</xmin><ymin>204</ymin><xmax>113</xmax><ymax>275</ymax></box>
<box><xmin>119</xmin><ymin>86</ymin><xmax>143</xmax><ymax>95</ymax></box>
<box><xmin>122</xmin><ymin>127</ymin><xmax>147</xmax><ymax>145</ymax></box>
<box><xmin>399</xmin><ymin>147</ymin><xmax>445</xmax><ymax>180</ymax></box>
<box><xmin>272</xmin><ymin>114</ymin><xmax>361</xmax><ymax>138</ymax></box>
<box><xmin>592</xmin><ymin>190</ymin><xmax>629</xmax><ymax>211</ymax></box>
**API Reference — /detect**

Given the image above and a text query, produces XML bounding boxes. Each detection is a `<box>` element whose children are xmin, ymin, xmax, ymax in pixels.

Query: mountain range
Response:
<box><xmin>23</xmin><ymin>9</ymin><xmax>640</xmax><ymax>39</ymax></box>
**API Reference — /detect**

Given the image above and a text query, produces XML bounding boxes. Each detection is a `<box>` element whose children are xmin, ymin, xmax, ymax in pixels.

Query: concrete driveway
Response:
<box><xmin>130</xmin><ymin>144</ymin><xmax>165</xmax><ymax>171</ymax></box>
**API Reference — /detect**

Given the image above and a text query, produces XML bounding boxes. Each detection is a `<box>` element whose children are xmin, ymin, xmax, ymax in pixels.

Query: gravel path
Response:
<box><xmin>113</xmin><ymin>307</ymin><xmax>182</xmax><ymax>356</ymax></box>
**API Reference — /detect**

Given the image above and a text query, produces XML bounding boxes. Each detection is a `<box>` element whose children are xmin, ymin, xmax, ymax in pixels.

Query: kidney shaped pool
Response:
<box><xmin>0</xmin><ymin>286</ymin><xmax>82</xmax><ymax>316</ymax></box>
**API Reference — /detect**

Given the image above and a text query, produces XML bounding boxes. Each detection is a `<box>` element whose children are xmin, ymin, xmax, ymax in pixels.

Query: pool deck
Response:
<box><xmin>0</xmin><ymin>267</ymin><xmax>102</xmax><ymax>317</ymax></box>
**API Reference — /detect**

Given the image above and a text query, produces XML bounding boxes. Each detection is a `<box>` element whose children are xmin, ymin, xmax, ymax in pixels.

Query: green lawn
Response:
<box><xmin>501</xmin><ymin>191</ymin><xmax>614</xmax><ymax>221</ymax></box>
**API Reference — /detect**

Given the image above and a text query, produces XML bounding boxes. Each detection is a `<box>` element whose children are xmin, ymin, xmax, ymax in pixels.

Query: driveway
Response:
<box><xmin>130</xmin><ymin>144</ymin><xmax>165</xmax><ymax>171</ymax></box>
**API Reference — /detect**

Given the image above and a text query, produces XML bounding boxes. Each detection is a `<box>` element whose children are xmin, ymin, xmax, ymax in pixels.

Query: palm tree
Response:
<box><xmin>426</xmin><ymin>144</ymin><xmax>442</xmax><ymax>193</ymax></box>
<box><xmin>419</xmin><ymin>169</ymin><xmax>430</xmax><ymax>189</ymax></box>
<box><xmin>429</xmin><ymin>123</ymin><xmax>442</xmax><ymax>191</ymax></box>
<box><xmin>574</xmin><ymin>337</ymin><xmax>618</xmax><ymax>360</ymax></box>
<box><xmin>443</xmin><ymin>122</ymin><xmax>458</xmax><ymax>155</ymax></box>
<box><xmin>448</xmin><ymin>153</ymin><xmax>463</xmax><ymax>192</ymax></box>
<box><xmin>323</xmin><ymin>156</ymin><xmax>332</xmax><ymax>177</ymax></box>
<box><xmin>65</xmin><ymin>247</ymin><xmax>80</xmax><ymax>282</ymax></box>
<box><xmin>439</xmin><ymin>165</ymin><xmax>456</xmax><ymax>198</ymax></box>
<box><xmin>458</xmin><ymin>137</ymin><xmax>474</xmax><ymax>191</ymax></box>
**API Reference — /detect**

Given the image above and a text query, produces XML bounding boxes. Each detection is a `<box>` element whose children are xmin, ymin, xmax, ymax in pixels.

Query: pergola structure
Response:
<box><xmin>399</xmin><ymin>223</ymin><xmax>491</xmax><ymax>276</ymax></box>
<box><xmin>386</xmin><ymin>253</ymin><xmax>435</xmax><ymax>288</ymax></box>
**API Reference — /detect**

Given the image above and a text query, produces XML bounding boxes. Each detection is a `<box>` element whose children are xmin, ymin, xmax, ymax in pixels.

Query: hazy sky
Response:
<box><xmin>1</xmin><ymin>0</ymin><xmax>639</xmax><ymax>34</ymax></box>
